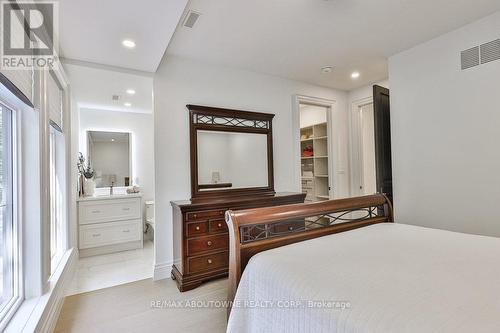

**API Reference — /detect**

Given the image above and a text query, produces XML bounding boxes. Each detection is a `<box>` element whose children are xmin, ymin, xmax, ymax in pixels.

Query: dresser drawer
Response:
<box><xmin>209</xmin><ymin>219</ymin><xmax>228</xmax><ymax>234</ymax></box>
<box><xmin>79</xmin><ymin>219</ymin><xmax>142</xmax><ymax>249</ymax></box>
<box><xmin>186</xmin><ymin>209</ymin><xmax>226</xmax><ymax>221</ymax></box>
<box><xmin>79</xmin><ymin>198</ymin><xmax>141</xmax><ymax>225</ymax></box>
<box><xmin>187</xmin><ymin>234</ymin><xmax>228</xmax><ymax>256</ymax></box>
<box><xmin>187</xmin><ymin>251</ymin><xmax>228</xmax><ymax>274</ymax></box>
<box><xmin>186</xmin><ymin>221</ymin><xmax>208</xmax><ymax>237</ymax></box>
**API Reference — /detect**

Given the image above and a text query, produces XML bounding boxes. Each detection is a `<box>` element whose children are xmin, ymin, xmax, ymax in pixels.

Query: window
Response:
<box><xmin>0</xmin><ymin>102</ymin><xmax>21</xmax><ymax>327</ymax></box>
<box><xmin>49</xmin><ymin>126</ymin><xmax>65</xmax><ymax>273</ymax></box>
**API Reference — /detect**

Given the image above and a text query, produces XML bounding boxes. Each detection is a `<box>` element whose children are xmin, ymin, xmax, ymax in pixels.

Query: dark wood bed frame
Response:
<box><xmin>225</xmin><ymin>194</ymin><xmax>393</xmax><ymax>313</ymax></box>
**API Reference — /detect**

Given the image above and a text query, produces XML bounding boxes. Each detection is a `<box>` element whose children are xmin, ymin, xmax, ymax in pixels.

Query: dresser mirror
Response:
<box><xmin>188</xmin><ymin>105</ymin><xmax>275</xmax><ymax>199</ymax></box>
<box><xmin>87</xmin><ymin>130</ymin><xmax>131</xmax><ymax>187</ymax></box>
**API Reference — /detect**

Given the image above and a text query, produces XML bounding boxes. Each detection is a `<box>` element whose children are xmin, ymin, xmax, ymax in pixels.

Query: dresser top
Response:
<box><xmin>171</xmin><ymin>192</ymin><xmax>305</xmax><ymax>211</ymax></box>
<box><xmin>77</xmin><ymin>193</ymin><xmax>142</xmax><ymax>202</ymax></box>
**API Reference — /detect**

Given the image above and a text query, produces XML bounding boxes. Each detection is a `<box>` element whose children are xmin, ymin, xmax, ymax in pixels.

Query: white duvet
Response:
<box><xmin>227</xmin><ymin>223</ymin><xmax>500</xmax><ymax>333</ymax></box>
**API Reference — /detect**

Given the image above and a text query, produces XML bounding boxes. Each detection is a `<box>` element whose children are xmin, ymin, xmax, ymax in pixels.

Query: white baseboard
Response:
<box><xmin>35</xmin><ymin>248</ymin><xmax>78</xmax><ymax>333</ymax></box>
<box><xmin>153</xmin><ymin>261</ymin><xmax>173</xmax><ymax>281</ymax></box>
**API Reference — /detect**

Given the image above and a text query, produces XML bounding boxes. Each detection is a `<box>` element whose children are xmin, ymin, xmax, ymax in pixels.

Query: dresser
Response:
<box><xmin>77</xmin><ymin>194</ymin><xmax>143</xmax><ymax>257</ymax></box>
<box><xmin>170</xmin><ymin>192</ymin><xmax>305</xmax><ymax>291</ymax></box>
<box><xmin>172</xmin><ymin>105</ymin><xmax>306</xmax><ymax>291</ymax></box>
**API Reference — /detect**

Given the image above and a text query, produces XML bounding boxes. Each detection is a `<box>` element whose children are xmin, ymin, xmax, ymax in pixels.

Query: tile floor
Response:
<box><xmin>66</xmin><ymin>240</ymin><xmax>154</xmax><ymax>296</ymax></box>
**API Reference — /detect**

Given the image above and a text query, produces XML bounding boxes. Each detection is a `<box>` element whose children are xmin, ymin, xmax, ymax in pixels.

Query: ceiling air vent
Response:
<box><xmin>461</xmin><ymin>46</ymin><xmax>480</xmax><ymax>70</ymax></box>
<box><xmin>183</xmin><ymin>10</ymin><xmax>201</xmax><ymax>28</ymax></box>
<box><xmin>480</xmin><ymin>39</ymin><xmax>500</xmax><ymax>64</ymax></box>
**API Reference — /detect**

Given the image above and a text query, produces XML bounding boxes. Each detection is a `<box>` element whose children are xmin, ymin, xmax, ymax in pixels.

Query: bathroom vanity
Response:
<box><xmin>77</xmin><ymin>194</ymin><xmax>143</xmax><ymax>257</ymax></box>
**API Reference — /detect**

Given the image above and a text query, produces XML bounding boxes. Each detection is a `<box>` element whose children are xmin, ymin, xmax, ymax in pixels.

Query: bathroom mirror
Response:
<box><xmin>189</xmin><ymin>104</ymin><xmax>275</xmax><ymax>200</ymax></box>
<box><xmin>87</xmin><ymin>131</ymin><xmax>131</xmax><ymax>188</ymax></box>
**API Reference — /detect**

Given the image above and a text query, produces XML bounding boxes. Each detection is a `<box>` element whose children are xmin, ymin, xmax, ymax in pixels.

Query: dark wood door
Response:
<box><xmin>373</xmin><ymin>85</ymin><xmax>393</xmax><ymax>202</ymax></box>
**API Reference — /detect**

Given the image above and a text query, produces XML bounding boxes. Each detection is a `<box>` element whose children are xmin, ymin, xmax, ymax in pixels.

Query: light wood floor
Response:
<box><xmin>55</xmin><ymin>278</ymin><xmax>228</xmax><ymax>333</ymax></box>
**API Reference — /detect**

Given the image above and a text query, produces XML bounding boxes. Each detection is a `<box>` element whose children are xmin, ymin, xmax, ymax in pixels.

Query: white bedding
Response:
<box><xmin>227</xmin><ymin>223</ymin><xmax>500</xmax><ymax>333</ymax></box>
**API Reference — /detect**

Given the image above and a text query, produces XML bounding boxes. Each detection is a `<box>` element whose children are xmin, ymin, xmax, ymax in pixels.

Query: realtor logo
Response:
<box><xmin>1</xmin><ymin>1</ymin><xmax>59</xmax><ymax>69</ymax></box>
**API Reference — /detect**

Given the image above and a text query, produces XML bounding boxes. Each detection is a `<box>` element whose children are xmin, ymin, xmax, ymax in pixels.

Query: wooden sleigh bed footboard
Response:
<box><xmin>225</xmin><ymin>194</ymin><xmax>393</xmax><ymax>313</ymax></box>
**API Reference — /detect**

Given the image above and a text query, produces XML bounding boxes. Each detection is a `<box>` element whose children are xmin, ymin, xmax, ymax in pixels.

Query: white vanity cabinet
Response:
<box><xmin>77</xmin><ymin>194</ymin><xmax>143</xmax><ymax>257</ymax></box>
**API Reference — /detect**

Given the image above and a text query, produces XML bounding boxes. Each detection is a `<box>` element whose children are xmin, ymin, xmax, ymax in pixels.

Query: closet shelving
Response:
<box><xmin>300</xmin><ymin>122</ymin><xmax>331</xmax><ymax>203</ymax></box>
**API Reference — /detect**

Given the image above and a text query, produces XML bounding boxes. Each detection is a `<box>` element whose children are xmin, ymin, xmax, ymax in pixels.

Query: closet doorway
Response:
<box><xmin>297</xmin><ymin>99</ymin><xmax>334</xmax><ymax>202</ymax></box>
<box><xmin>351</xmin><ymin>85</ymin><xmax>393</xmax><ymax>200</ymax></box>
<box><xmin>356</xmin><ymin>102</ymin><xmax>377</xmax><ymax>195</ymax></box>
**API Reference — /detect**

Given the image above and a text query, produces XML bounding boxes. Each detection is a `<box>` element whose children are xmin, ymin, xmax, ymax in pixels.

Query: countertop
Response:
<box><xmin>77</xmin><ymin>193</ymin><xmax>142</xmax><ymax>202</ymax></box>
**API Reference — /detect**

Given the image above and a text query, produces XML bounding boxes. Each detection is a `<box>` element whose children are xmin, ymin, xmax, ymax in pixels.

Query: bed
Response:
<box><xmin>225</xmin><ymin>194</ymin><xmax>500</xmax><ymax>332</ymax></box>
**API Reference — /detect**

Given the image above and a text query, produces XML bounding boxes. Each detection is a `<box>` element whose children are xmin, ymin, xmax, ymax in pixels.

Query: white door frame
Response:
<box><xmin>349</xmin><ymin>96</ymin><xmax>373</xmax><ymax>197</ymax></box>
<box><xmin>292</xmin><ymin>95</ymin><xmax>336</xmax><ymax>199</ymax></box>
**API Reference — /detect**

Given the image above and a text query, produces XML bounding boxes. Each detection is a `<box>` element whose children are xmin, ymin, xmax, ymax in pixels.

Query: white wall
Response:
<box><xmin>79</xmin><ymin>108</ymin><xmax>155</xmax><ymax>201</ymax></box>
<box><xmin>389</xmin><ymin>11</ymin><xmax>500</xmax><ymax>236</ymax></box>
<box><xmin>153</xmin><ymin>55</ymin><xmax>349</xmax><ymax>274</ymax></box>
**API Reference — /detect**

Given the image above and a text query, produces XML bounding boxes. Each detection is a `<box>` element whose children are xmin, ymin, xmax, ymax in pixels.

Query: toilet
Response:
<box><xmin>145</xmin><ymin>200</ymin><xmax>155</xmax><ymax>234</ymax></box>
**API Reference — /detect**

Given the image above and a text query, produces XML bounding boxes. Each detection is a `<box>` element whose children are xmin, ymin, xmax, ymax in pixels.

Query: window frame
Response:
<box><xmin>0</xmin><ymin>100</ymin><xmax>23</xmax><ymax>331</ymax></box>
<box><xmin>49</xmin><ymin>125</ymin><xmax>65</xmax><ymax>274</ymax></box>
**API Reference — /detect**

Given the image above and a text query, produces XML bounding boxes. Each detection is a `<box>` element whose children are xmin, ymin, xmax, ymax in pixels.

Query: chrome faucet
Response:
<box><xmin>110</xmin><ymin>182</ymin><xmax>114</xmax><ymax>195</ymax></box>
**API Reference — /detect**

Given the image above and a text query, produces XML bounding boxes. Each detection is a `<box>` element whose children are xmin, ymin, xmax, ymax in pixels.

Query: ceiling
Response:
<box><xmin>59</xmin><ymin>0</ymin><xmax>188</xmax><ymax>72</ymax></box>
<box><xmin>89</xmin><ymin>131</ymin><xmax>130</xmax><ymax>143</ymax></box>
<box><xmin>167</xmin><ymin>0</ymin><xmax>500</xmax><ymax>90</ymax></box>
<box><xmin>64</xmin><ymin>61</ymin><xmax>153</xmax><ymax>113</ymax></box>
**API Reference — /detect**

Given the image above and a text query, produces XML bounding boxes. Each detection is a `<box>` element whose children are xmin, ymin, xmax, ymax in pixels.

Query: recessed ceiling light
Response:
<box><xmin>126</xmin><ymin>89</ymin><xmax>136</xmax><ymax>95</ymax></box>
<box><xmin>321</xmin><ymin>66</ymin><xmax>333</xmax><ymax>73</ymax></box>
<box><xmin>122</xmin><ymin>39</ymin><xmax>136</xmax><ymax>48</ymax></box>
<box><xmin>351</xmin><ymin>71</ymin><xmax>360</xmax><ymax>79</ymax></box>
<box><xmin>124</xmin><ymin>102</ymin><xmax>132</xmax><ymax>107</ymax></box>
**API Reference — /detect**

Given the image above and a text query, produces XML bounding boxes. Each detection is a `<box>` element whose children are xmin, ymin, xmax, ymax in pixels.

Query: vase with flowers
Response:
<box><xmin>77</xmin><ymin>152</ymin><xmax>95</xmax><ymax>197</ymax></box>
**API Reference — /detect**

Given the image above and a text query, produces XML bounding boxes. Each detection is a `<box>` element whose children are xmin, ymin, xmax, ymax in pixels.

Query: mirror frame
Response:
<box><xmin>188</xmin><ymin>104</ymin><xmax>275</xmax><ymax>200</ymax></box>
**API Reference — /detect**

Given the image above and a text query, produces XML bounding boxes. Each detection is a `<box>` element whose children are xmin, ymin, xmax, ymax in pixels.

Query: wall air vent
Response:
<box><xmin>480</xmin><ymin>39</ymin><xmax>500</xmax><ymax>64</ymax></box>
<box><xmin>461</xmin><ymin>46</ymin><xmax>480</xmax><ymax>70</ymax></box>
<box><xmin>183</xmin><ymin>10</ymin><xmax>201</xmax><ymax>28</ymax></box>
<box><xmin>461</xmin><ymin>38</ymin><xmax>500</xmax><ymax>70</ymax></box>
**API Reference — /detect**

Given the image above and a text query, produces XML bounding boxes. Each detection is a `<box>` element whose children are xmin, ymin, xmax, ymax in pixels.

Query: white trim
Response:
<box><xmin>153</xmin><ymin>261</ymin><xmax>173</xmax><ymax>281</ymax></box>
<box><xmin>36</xmin><ymin>249</ymin><xmax>76</xmax><ymax>333</ymax></box>
<box><xmin>0</xmin><ymin>102</ymin><xmax>24</xmax><ymax>331</ymax></box>
<box><xmin>5</xmin><ymin>248</ymin><xmax>77</xmax><ymax>333</ymax></box>
<box><xmin>40</xmin><ymin>68</ymin><xmax>52</xmax><ymax>292</ymax></box>
<box><xmin>349</xmin><ymin>96</ymin><xmax>373</xmax><ymax>197</ymax></box>
<box><xmin>292</xmin><ymin>95</ymin><xmax>337</xmax><ymax>198</ymax></box>
<box><xmin>60</xmin><ymin>58</ymin><xmax>154</xmax><ymax>78</ymax></box>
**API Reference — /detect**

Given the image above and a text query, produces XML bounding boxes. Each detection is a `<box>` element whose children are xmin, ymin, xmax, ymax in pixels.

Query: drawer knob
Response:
<box><xmin>91</xmin><ymin>210</ymin><xmax>100</xmax><ymax>214</ymax></box>
<box><xmin>123</xmin><ymin>229</ymin><xmax>130</xmax><ymax>233</ymax></box>
<box><xmin>288</xmin><ymin>226</ymin><xmax>294</xmax><ymax>231</ymax></box>
<box><xmin>207</xmin><ymin>241</ymin><xmax>213</xmax><ymax>246</ymax></box>
<box><xmin>92</xmin><ymin>233</ymin><xmax>101</xmax><ymax>237</ymax></box>
<box><xmin>122</xmin><ymin>207</ymin><xmax>130</xmax><ymax>211</ymax></box>
<box><xmin>207</xmin><ymin>259</ymin><xmax>213</xmax><ymax>264</ymax></box>
<box><xmin>193</xmin><ymin>214</ymin><xmax>198</xmax><ymax>218</ymax></box>
<box><xmin>219</xmin><ymin>211</ymin><xmax>224</xmax><ymax>215</ymax></box>
<box><xmin>218</xmin><ymin>223</ymin><xmax>222</xmax><ymax>228</ymax></box>
<box><xmin>195</xmin><ymin>226</ymin><xmax>200</xmax><ymax>231</ymax></box>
